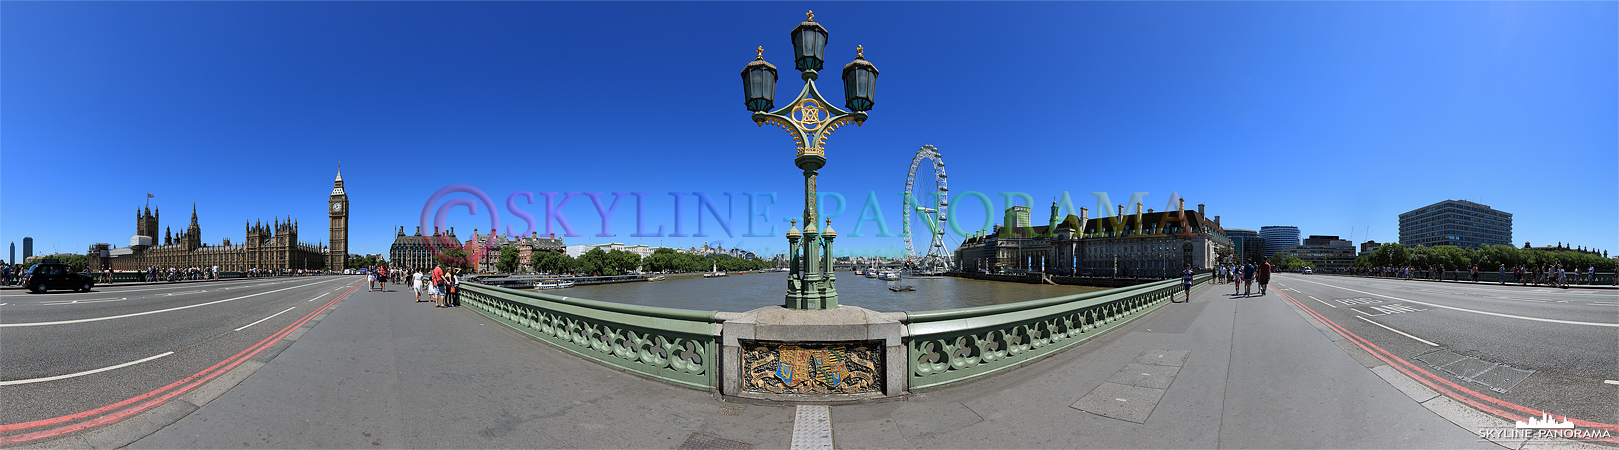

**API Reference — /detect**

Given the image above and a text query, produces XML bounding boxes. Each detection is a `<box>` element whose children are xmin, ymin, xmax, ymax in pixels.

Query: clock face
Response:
<box><xmin>331</xmin><ymin>202</ymin><xmax>343</xmax><ymax>213</ymax></box>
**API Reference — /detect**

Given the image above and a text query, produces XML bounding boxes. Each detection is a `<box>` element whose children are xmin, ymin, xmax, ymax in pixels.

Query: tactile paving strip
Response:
<box><xmin>791</xmin><ymin>405</ymin><xmax>833</xmax><ymax>450</ymax></box>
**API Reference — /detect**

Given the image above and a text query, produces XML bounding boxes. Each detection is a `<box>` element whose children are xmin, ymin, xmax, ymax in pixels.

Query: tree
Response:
<box><xmin>496</xmin><ymin>246</ymin><xmax>521</xmax><ymax>274</ymax></box>
<box><xmin>438</xmin><ymin>249</ymin><xmax>472</xmax><ymax>272</ymax></box>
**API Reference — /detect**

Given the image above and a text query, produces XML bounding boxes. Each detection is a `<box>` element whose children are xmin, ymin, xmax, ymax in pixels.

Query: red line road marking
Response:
<box><xmin>1272</xmin><ymin>289</ymin><xmax>1619</xmax><ymax>443</ymax></box>
<box><xmin>0</xmin><ymin>283</ymin><xmax>361</xmax><ymax>444</ymax></box>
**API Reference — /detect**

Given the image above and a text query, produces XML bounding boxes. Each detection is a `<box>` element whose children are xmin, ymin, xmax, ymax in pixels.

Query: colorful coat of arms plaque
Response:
<box><xmin>742</xmin><ymin>341</ymin><xmax>879</xmax><ymax>395</ymax></box>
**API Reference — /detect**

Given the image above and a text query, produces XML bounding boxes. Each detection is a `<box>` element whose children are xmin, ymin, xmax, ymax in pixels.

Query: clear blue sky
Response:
<box><xmin>3</xmin><ymin>2</ymin><xmax>1615</xmax><ymax>262</ymax></box>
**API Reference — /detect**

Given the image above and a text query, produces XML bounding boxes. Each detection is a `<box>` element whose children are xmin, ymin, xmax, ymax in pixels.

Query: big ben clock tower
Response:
<box><xmin>328</xmin><ymin>168</ymin><xmax>349</xmax><ymax>271</ymax></box>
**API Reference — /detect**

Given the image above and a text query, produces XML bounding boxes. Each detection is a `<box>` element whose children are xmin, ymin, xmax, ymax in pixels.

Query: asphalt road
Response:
<box><xmin>0</xmin><ymin>276</ymin><xmax>363</xmax><ymax>433</ymax></box>
<box><xmin>1263</xmin><ymin>273</ymin><xmax>1619</xmax><ymax>425</ymax></box>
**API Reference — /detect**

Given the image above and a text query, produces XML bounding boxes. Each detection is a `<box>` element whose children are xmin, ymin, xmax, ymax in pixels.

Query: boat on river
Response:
<box><xmin>703</xmin><ymin>263</ymin><xmax>728</xmax><ymax>278</ymax></box>
<box><xmin>534</xmin><ymin>280</ymin><xmax>575</xmax><ymax>289</ymax></box>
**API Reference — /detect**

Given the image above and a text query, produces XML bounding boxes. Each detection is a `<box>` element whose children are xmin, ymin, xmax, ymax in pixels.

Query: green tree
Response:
<box><xmin>496</xmin><ymin>246</ymin><xmax>521</xmax><ymax>274</ymax></box>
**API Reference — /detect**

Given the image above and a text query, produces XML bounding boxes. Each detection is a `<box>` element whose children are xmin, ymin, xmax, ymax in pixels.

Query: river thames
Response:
<box><xmin>547</xmin><ymin>272</ymin><xmax>1110</xmax><ymax>313</ymax></box>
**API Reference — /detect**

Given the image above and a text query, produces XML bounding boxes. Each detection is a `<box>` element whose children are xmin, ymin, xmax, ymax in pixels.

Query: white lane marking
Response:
<box><xmin>308</xmin><ymin>293</ymin><xmax>327</xmax><ymax>302</ymax></box>
<box><xmin>40</xmin><ymin>298</ymin><xmax>129</xmax><ymax>306</ymax></box>
<box><xmin>235</xmin><ymin>307</ymin><xmax>297</xmax><ymax>331</ymax></box>
<box><xmin>1591</xmin><ymin>302</ymin><xmax>1618</xmax><ymax>306</ymax></box>
<box><xmin>0</xmin><ymin>279</ymin><xmax>293</xmax><ymax>297</ymax></box>
<box><xmin>0</xmin><ymin>303</ymin><xmax>8</xmax><ymax>306</ymax></box>
<box><xmin>790</xmin><ymin>405</ymin><xmax>833</xmax><ymax>450</ymax></box>
<box><xmin>1605</xmin><ymin>380</ymin><xmax>1619</xmax><ymax>386</ymax></box>
<box><xmin>0</xmin><ymin>279</ymin><xmax>343</xmax><ymax>328</ymax></box>
<box><xmin>1307</xmin><ymin>295</ymin><xmax>1336</xmax><ymax>308</ymax></box>
<box><xmin>1286</xmin><ymin>277</ymin><xmax>1619</xmax><ymax>328</ymax></box>
<box><xmin>0</xmin><ymin>352</ymin><xmax>175</xmax><ymax>386</ymax></box>
<box><xmin>1355</xmin><ymin>316</ymin><xmax>1439</xmax><ymax>346</ymax></box>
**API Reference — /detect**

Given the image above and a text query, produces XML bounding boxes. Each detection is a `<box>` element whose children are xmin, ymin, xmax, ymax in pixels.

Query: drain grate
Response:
<box><xmin>719</xmin><ymin>404</ymin><xmax>747</xmax><ymax>416</ymax></box>
<box><xmin>678</xmin><ymin>433</ymin><xmax>754</xmax><ymax>450</ymax></box>
<box><xmin>1415</xmin><ymin>349</ymin><xmax>1468</xmax><ymax>368</ymax></box>
<box><xmin>1471</xmin><ymin>365</ymin><xmax>1536</xmax><ymax>393</ymax></box>
<box><xmin>1443</xmin><ymin>357</ymin><xmax>1499</xmax><ymax>379</ymax></box>
<box><xmin>1414</xmin><ymin>349</ymin><xmax>1535</xmax><ymax>393</ymax></box>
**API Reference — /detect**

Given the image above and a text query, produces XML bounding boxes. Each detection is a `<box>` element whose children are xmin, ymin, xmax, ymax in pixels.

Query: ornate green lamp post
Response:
<box><xmin>741</xmin><ymin>11</ymin><xmax>878</xmax><ymax>310</ymax></box>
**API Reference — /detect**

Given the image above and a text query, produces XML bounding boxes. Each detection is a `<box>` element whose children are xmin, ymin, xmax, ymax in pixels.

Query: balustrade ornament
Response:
<box><xmin>741</xmin><ymin>340</ymin><xmax>882</xmax><ymax>395</ymax></box>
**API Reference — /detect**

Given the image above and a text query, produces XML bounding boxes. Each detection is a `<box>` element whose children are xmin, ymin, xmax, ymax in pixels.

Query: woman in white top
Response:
<box><xmin>413</xmin><ymin>269</ymin><xmax>425</xmax><ymax>302</ymax></box>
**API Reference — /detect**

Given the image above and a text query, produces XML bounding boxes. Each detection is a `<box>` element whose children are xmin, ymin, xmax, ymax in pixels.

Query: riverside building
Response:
<box><xmin>955</xmin><ymin>200</ymin><xmax>1232</xmax><ymax>278</ymax></box>
<box><xmin>1398</xmin><ymin>200</ymin><xmax>1512</xmax><ymax>248</ymax></box>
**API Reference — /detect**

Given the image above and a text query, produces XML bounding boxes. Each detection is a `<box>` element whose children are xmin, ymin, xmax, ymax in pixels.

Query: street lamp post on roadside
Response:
<box><xmin>741</xmin><ymin>11</ymin><xmax>879</xmax><ymax>311</ymax></box>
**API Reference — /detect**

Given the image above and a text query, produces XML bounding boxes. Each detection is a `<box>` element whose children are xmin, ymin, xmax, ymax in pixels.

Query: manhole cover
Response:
<box><xmin>719</xmin><ymin>404</ymin><xmax>746</xmax><ymax>416</ymax></box>
<box><xmin>1443</xmin><ymin>357</ymin><xmax>1499</xmax><ymax>379</ymax></box>
<box><xmin>1471</xmin><ymin>365</ymin><xmax>1535</xmax><ymax>393</ymax></box>
<box><xmin>677</xmin><ymin>432</ymin><xmax>754</xmax><ymax>450</ymax></box>
<box><xmin>1416</xmin><ymin>349</ymin><xmax>1468</xmax><ymax>368</ymax></box>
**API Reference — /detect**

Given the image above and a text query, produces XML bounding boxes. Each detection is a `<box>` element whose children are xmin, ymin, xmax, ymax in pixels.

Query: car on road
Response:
<box><xmin>1302</xmin><ymin>267</ymin><xmax>1313</xmax><ymax>274</ymax></box>
<box><xmin>23</xmin><ymin>263</ymin><xmax>96</xmax><ymax>293</ymax></box>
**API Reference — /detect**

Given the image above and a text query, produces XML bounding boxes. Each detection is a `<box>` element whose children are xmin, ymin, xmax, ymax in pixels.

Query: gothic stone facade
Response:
<box><xmin>91</xmin><ymin>172</ymin><xmax>345</xmax><ymax>272</ymax></box>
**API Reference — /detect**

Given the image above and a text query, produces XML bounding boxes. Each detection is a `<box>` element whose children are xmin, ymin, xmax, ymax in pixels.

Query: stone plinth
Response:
<box><xmin>719</xmin><ymin>305</ymin><xmax>907</xmax><ymax>401</ymax></box>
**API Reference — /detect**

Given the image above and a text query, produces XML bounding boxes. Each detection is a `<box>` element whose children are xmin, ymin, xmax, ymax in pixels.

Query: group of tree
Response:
<box><xmin>1268</xmin><ymin>254</ymin><xmax>1311</xmax><ymax>271</ymax></box>
<box><xmin>639</xmin><ymin>248</ymin><xmax>771</xmax><ymax>273</ymax></box>
<box><xmin>1356</xmin><ymin>243</ymin><xmax>1616</xmax><ymax>272</ymax></box>
<box><xmin>346</xmin><ymin>254</ymin><xmax>386</xmax><ymax>270</ymax></box>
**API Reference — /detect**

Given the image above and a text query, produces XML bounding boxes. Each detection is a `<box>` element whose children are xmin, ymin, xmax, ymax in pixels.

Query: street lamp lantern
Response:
<box><xmin>743</xmin><ymin>11</ymin><xmax>876</xmax><ymax>310</ymax></box>
<box><xmin>740</xmin><ymin>46</ymin><xmax>779</xmax><ymax>112</ymax></box>
<box><xmin>841</xmin><ymin>45</ymin><xmax>878</xmax><ymax>112</ymax></box>
<box><xmin>790</xmin><ymin>11</ymin><xmax>829</xmax><ymax>74</ymax></box>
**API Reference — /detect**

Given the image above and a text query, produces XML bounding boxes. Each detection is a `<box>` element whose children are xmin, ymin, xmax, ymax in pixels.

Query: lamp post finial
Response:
<box><xmin>806</xmin><ymin>10</ymin><xmax>814</xmax><ymax>21</ymax></box>
<box><xmin>857</xmin><ymin>45</ymin><xmax>864</xmax><ymax>59</ymax></box>
<box><xmin>756</xmin><ymin>46</ymin><xmax>764</xmax><ymax>60</ymax></box>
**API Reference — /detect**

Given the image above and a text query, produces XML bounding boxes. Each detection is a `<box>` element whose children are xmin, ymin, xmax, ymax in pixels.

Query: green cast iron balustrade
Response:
<box><xmin>460</xmin><ymin>282</ymin><xmax>722</xmax><ymax>391</ymax></box>
<box><xmin>904</xmin><ymin>273</ymin><xmax>1212</xmax><ymax>391</ymax></box>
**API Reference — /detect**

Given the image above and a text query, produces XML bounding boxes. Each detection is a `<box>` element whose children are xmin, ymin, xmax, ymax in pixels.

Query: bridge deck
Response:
<box><xmin>116</xmin><ymin>277</ymin><xmax>1522</xmax><ymax>448</ymax></box>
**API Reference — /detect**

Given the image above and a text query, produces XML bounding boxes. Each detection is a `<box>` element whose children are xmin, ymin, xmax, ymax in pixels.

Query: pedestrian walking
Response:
<box><xmin>430</xmin><ymin>265</ymin><xmax>446</xmax><ymax>307</ymax></box>
<box><xmin>1176</xmin><ymin>264</ymin><xmax>1194</xmax><ymax>303</ymax></box>
<box><xmin>1242</xmin><ymin>260</ymin><xmax>1256</xmax><ymax>296</ymax></box>
<box><xmin>1257</xmin><ymin>260</ymin><xmax>1273</xmax><ymax>295</ymax></box>
<box><xmin>412</xmin><ymin>268</ymin><xmax>424</xmax><ymax>302</ymax></box>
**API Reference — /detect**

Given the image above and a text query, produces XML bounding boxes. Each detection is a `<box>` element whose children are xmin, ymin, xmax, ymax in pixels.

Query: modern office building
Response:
<box><xmin>1398</xmin><ymin>200</ymin><xmax>1512</xmax><ymax>248</ymax></box>
<box><xmin>8</xmin><ymin>242</ymin><xmax>13</xmax><ymax>265</ymax></box>
<box><xmin>22</xmin><ymin>237</ymin><xmax>33</xmax><ymax>261</ymax></box>
<box><xmin>1259</xmin><ymin>226</ymin><xmax>1299</xmax><ymax>257</ymax></box>
<box><xmin>1225</xmin><ymin>229</ymin><xmax>1264</xmax><ymax>264</ymax></box>
<box><xmin>1278</xmin><ymin>235</ymin><xmax>1357</xmax><ymax>270</ymax></box>
<box><xmin>1360</xmin><ymin>240</ymin><xmax>1380</xmax><ymax>256</ymax></box>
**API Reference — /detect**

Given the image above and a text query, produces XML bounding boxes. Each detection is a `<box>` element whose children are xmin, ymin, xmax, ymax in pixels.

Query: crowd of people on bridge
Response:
<box><xmin>369</xmin><ymin>265</ymin><xmax>462</xmax><ymax>308</ymax></box>
<box><xmin>1214</xmin><ymin>259</ymin><xmax>1275</xmax><ymax>297</ymax></box>
<box><xmin>1346</xmin><ymin>263</ymin><xmax>1599</xmax><ymax>288</ymax></box>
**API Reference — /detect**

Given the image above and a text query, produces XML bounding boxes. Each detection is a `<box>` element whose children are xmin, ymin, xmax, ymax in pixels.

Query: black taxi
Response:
<box><xmin>23</xmin><ymin>263</ymin><xmax>96</xmax><ymax>293</ymax></box>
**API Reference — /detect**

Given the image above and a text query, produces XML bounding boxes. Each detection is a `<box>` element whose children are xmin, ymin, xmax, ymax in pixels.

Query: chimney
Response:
<box><xmin>415</xmin><ymin>226</ymin><xmax>422</xmax><ymax>235</ymax></box>
<box><xmin>1178</xmin><ymin>198</ymin><xmax>1185</xmax><ymax>212</ymax></box>
<box><xmin>532</xmin><ymin>232</ymin><xmax>538</xmax><ymax>238</ymax></box>
<box><xmin>1080</xmin><ymin>207</ymin><xmax>1088</xmax><ymax>222</ymax></box>
<box><xmin>1215</xmin><ymin>216</ymin><xmax>1221</xmax><ymax>227</ymax></box>
<box><xmin>1133</xmin><ymin>202</ymin><xmax>1144</xmax><ymax>234</ymax></box>
<box><xmin>1117</xmin><ymin>204</ymin><xmax>1124</xmax><ymax>218</ymax></box>
<box><xmin>1198</xmin><ymin>203</ymin><xmax>1205</xmax><ymax>217</ymax></box>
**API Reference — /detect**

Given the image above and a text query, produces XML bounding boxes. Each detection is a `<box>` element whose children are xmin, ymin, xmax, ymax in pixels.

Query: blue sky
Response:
<box><xmin>3</xmin><ymin>2</ymin><xmax>1615</xmax><ymax>261</ymax></box>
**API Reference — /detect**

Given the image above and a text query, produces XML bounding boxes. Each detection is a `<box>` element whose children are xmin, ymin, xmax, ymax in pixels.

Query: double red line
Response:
<box><xmin>0</xmin><ymin>283</ymin><xmax>361</xmax><ymax>445</ymax></box>
<box><xmin>1272</xmin><ymin>289</ymin><xmax>1619</xmax><ymax>444</ymax></box>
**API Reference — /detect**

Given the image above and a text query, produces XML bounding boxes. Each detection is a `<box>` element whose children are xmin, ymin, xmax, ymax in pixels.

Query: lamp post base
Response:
<box><xmin>785</xmin><ymin>273</ymin><xmax>839</xmax><ymax>310</ymax></box>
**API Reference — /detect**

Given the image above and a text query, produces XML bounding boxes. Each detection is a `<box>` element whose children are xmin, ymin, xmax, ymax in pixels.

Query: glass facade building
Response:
<box><xmin>1259</xmin><ymin>226</ymin><xmax>1299</xmax><ymax>257</ymax></box>
<box><xmin>1225</xmin><ymin>228</ymin><xmax>1265</xmax><ymax>264</ymax></box>
<box><xmin>1398</xmin><ymin>200</ymin><xmax>1512</xmax><ymax>248</ymax></box>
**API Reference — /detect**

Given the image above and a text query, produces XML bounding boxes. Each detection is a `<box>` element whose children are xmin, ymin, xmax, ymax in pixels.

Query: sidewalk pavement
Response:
<box><xmin>129</xmin><ymin>281</ymin><xmax>1505</xmax><ymax>449</ymax></box>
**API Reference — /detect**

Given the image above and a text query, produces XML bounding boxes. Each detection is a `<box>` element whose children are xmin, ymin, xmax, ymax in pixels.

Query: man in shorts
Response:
<box><xmin>1242</xmin><ymin>260</ymin><xmax>1256</xmax><ymax>296</ymax></box>
<box><xmin>1176</xmin><ymin>264</ymin><xmax>1194</xmax><ymax>303</ymax></box>
<box><xmin>376</xmin><ymin>266</ymin><xmax>388</xmax><ymax>292</ymax></box>
<box><xmin>430</xmin><ymin>265</ymin><xmax>446</xmax><ymax>307</ymax></box>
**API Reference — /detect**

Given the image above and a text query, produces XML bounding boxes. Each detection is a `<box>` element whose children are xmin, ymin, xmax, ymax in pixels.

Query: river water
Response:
<box><xmin>549</xmin><ymin>271</ymin><xmax>1109</xmax><ymax>313</ymax></box>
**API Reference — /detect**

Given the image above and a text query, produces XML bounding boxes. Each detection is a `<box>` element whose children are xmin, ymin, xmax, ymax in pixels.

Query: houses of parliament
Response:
<box><xmin>91</xmin><ymin>171</ymin><xmax>350</xmax><ymax>271</ymax></box>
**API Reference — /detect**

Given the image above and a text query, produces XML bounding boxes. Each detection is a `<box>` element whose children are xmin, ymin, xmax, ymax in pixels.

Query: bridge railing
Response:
<box><xmin>458</xmin><ymin>282</ymin><xmax>722</xmax><ymax>391</ymax></box>
<box><xmin>902</xmin><ymin>273</ymin><xmax>1212</xmax><ymax>391</ymax></box>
